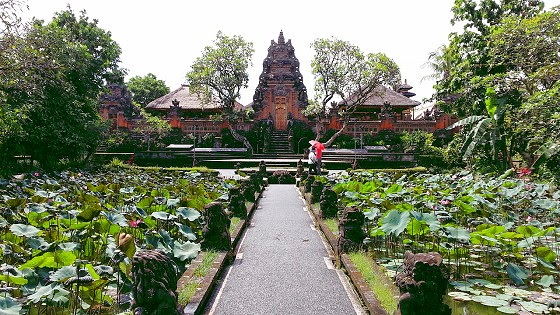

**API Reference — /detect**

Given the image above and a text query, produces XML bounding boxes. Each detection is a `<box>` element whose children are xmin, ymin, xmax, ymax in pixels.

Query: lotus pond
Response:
<box><xmin>329</xmin><ymin>169</ymin><xmax>560</xmax><ymax>314</ymax></box>
<box><xmin>0</xmin><ymin>167</ymin><xmax>236</xmax><ymax>314</ymax></box>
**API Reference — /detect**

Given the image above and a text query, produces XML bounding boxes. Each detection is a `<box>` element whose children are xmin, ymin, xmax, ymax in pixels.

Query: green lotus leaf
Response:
<box><xmin>363</xmin><ymin>208</ymin><xmax>379</xmax><ymax>220</ymax></box>
<box><xmin>448</xmin><ymin>291</ymin><xmax>472</xmax><ymax>301</ymax></box>
<box><xmin>0</xmin><ymin>296</ymin><xmax>22</xmax><ymax>315</ymax></box>
<box><xmin>506</xmin><ymin>262</ymin><xmax>529</xmax><ymax>286</ymax></box>
<box><xmin>166</xmin><ymin>198</ymin><xmax>180</xmax><ymax>208</ymax></box>
<box><xmin>49</xmin><ymin>266</ymin><xmax>77</xmax><ymax>282</ymax></box>
<box><xmin>536</xmin><ymin>275</ymin><xmax>556</xmax><ymax>288</ymax></box>
<box><xmin>538</xmin><ymin>258</ymin><xmax>556</xmax><ymax>269</ymax></box>
<box><xmin>103</xmin><ymin>212</ymin><xmax>128</xmax><ymax>227</ymax></box>
<box><xmin>173</xmin><ymin>241</ymin><xmax>201</xmax><ymax>261</ymax></box>
<box><xmin>27</xmin><ymin>283</ymin><xmax>70</xmax><ymax>304</ymax></box>
<box><xmin>54</xmin><ymin>250</ymin><xmax>76</xmax><ymax>266</ymax></box>
<box><xmin>175</xmin><ymin>223</ymin><xmax>197</xmax><ymax>241</ymax></box>
<box><xmin>444</xmin><ymin>226</ymin><xmax>470</xmax><ymax>243</ymax></box>
<box><xmin>57</xmin><ymin>242</ymin><xmax>79</xmax><ymax>251</ymax></box>
<box><xmin>496</xmin><ymin>306</ymin><xmax>518</xmax><ymax>314</ymax></box>
<box><xmin>119</xmin><ymin>187</ymin><xmax>135</xmax><ymax>194</ymax></box>
<box><xmin>176</xmin><ymin>207</ymin><xmax>201</xmax><ymax>221</ymax></box>
<box><xmin>26</xmin><ymin>203</ymin><xmax>48</xmax><ymax>213</ymax></box>
<box><xmin>483</xmin><ymin>283</ymin><xmax>502</xmax><ymax>289</ymax></box>
<box><xmin>380</xmin><ymin>210</ymin><xmax>410</xmax><ymax>237</ymax></box>
<box><xmin>151</xmin><ymin>212</ymin><xmax>178</xmax><ymax>221</ymax></box>
<box><xmin>77</xmin><ymin>206</ymin><xmax>102</xmax><ymax>222</ymax></box>
<box><xmin>27</xmin><ymin>237</ymin><xmax>50</xmax><ymax>250</ymax></box>
<box><xmin>10</xmin><ymin>224</ymin><xmax>40</xmax><ymax>237</ymax></box>
<box><xmin>533</xmin><ymin>198</ymin><xmax>558</xmax><ymax>210</ymax></box>
<box><xmin>0</xmin><ymin>274</ymin><xmax>27</xmax><ymax>285</ymax></box>
<box><xmin>517</xmin><ymin>301</ymin><xmax>548</xmax><ymax>313</ymax></box>
<box><xmin>536</xmin><ymin>246</ymin><xmax>557</xmax><ymax>263</ymax></box>
<box><xmin>472</xmin><ymin>295</ymin><xmax>508</xmax><ymax>307</ymax></box>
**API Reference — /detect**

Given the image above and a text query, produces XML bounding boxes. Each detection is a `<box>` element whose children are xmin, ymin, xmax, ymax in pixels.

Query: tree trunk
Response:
<box><xmin>321</xmin><ymin>121</ymin><xmax>349</xmax><ymax>148</ymax></box>
<box><xmin>229</xmin><ymin>126</ymin><xmax>253</xmax><ymax>153</ymax></box>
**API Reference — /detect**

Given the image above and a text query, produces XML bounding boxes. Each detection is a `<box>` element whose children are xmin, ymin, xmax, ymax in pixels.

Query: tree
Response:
<box><xmin>0</xmin><ymin>6</ymin><xmax>123</xmax><ymax>169</ymax></box>
<box><xmin>186</xmin><ymin>31</ymin><xmax>254</xmax><ymax>151</ymax></box>
<box><xmin>433</xmin><ymin>0</ymin><xmax>545</xmax><ymax>117</ymax></box>
<box><xmin>446</xmin><ymin>87</ymin><xmax>510</xmax><ymax>171</ymax></box>
<box><xmin>127</xmin><ymin>73</ymin><xmax>170</xmax><ymax>108</ymax></box>
<box><xmin>310</xmin><ymin>37</ymin><xmax>400</xmax><ymax>147</ymax></box>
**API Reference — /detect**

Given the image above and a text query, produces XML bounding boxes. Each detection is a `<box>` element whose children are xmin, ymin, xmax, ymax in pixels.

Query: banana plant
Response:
<box><xmin>447</xmin><ymin>87</ymin><xmax>510</xmax><ymax>171</ymax></box>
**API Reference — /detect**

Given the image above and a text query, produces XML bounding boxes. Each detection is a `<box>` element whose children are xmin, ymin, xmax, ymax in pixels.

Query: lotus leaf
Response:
<box><xmin>363</xmin><ymin>208</ymin><xmax>379</xmax><ymax>220</ymax></box>
<box><xmin>166</xmin><ymin>198</ymin><xmax>180</xmax><ymax>208</ymax></box>
<box><xmin>27</xmin><ymin>283</ymin><xmax>70</xmax><ymax>304</ymax></box>
<box><xmin>443</xmin><ymin>226</ymin><xmax>470</xmax><ymax>243</ymax></box>
<box><xmin>380</xmin><ymin>210</ymin><xmax>410</xmax><ymax>237</ymax></box>
<box><xmin>495</xmin><ymin>306</ymin><xmax>517</xmax><ymax>314</ymax></box>
<box><xmin>534</xmin><ymin>198</ymin><xmax>558</xmax><ymax>210</ymax></box>
<box><xmin>10</xmin><ymin>224</ymin><xmax>40</xmax><ymax>237</ymax></box>
<box><xmin>0</xmin><ymin>296</ymin><xmax>22</xmax><ymax>315</ymax></box>
<box><xmin>448</xmin><ymin>291</ymin><xmax>473</xmax><ymax>301</ymax></box>
<box><xmin>516</xmin><ymin>300</ymin><xmax>548</xmax><ymax>313</ymax></box>
<box><xmin>472</xmin><ymin>295</ymin><xmax>508</xmax><ymax>307</ymax></box>
<box><xmin>536</xmin><ymin>246</ymin><xmax>557</xmax><ymax>263</ymax></box>
<box><xmin>77</xmin><ymin>206</ymin><xmax>102</xmax><ymax>222</ymax></box>
<box><xmin>151</xmin><ymin>212</ymin><xmax>177</xmax><ymax>221</ymax></box>
<box><xmin>536</xmin><ymin>275</ymin><xmax>556</xmax><ymax>288</ymax></box>
<box><xmin>176</xmin><ymin>207</ymin><xmax>201</xmax><ymax>221</ymax></box>
<box><xmin>119</xmin><ymin>187</ymin><xmax>135</xmax><ymax>194</ymax></box>
<box><xmin>49</xmin><ymin>266</ymin><xmax>77</xmax><ymax>282</ymax></box>
<box><xmin>0</xmin><ymin>274</ymin><xmax>27</xmax><ymax>286</ymax></box>
<box><xmin>103</xmin><ymin>212</ymin><xmax>128</xmax><ymax>227</ymax></box>
<box><xmin>175</xmin><ymin>223</ymin><xmax>197</xmax><ymax>241</ymax></box>
<box><xmin>173</xmin><ymin>241</ymin><xmax>201</xmax><ymax>261</ymax></box>
<box><xmin>506</xmin><ymin>263</ymin><xmax>529</xmax><ymax>286</ymax></box>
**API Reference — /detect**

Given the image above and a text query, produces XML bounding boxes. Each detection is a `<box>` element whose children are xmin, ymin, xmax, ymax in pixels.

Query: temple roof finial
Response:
<box><xmin>278</xmin><ymin>30</ymin><xmax>285</xmax><ymax>44</ymax></box>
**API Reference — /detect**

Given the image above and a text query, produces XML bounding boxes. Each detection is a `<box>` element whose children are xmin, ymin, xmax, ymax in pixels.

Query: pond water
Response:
<box><xmin>445</xmin><ymin>296</ymin><xmax>505</xmax><ymax>315</ymax></box>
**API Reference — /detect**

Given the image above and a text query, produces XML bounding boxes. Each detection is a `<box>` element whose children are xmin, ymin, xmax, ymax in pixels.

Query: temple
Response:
<box><xmin>99</xmin><ymin>31</ymin><xmax>456</xmax><ymax>150</ymax></box>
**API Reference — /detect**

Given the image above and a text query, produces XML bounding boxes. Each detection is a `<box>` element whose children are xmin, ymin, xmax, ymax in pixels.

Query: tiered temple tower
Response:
<box><xmin>252</xmin><ymin>31</ymin><xmax>309</xmax><ymax>130</ymax></box>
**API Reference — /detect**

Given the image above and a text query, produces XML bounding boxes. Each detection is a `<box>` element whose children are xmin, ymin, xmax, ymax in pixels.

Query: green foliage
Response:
<box><xmin>0</xmin><ymin>6</ymin><xmax>123</xmax><ymax>171</ymax></box>
<box><xmin>0</xmin><ymin>167</ymin><xmax>236</xmax><ymax>312</ymax></box>
<box><xmin>310</xmin><ymin>37</ymin><xmax>400</xmax><ymax>146</ymax></box>
<box><xmin>186</xmin><ymin>31</ymin><xmax>254</xmax><ymax>150</ymax></box>
<box><xmin>127</xmin><ymin>73</ymin><xmax>170</xmax><ymax>108</ymax></box>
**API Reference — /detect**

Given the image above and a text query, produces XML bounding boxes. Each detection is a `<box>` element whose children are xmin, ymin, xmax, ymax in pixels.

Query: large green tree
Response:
<box><xmin>439</xmin><ymin>2</ymin><xmax>560</xmax><ymax>172</ymax></box>
<box><xmin>309</xmin><ymin>37</ymin><xmax>400</xmax><ymax>147</ymax></box>
<box><xmin>0</xmin><ymin>6</ymin><xmax>123</xmax><ymax>169</ymax></box>
<box><xmin>432</xmin><ymin>0</ymin><xmax>545</xmax><ymax>117</ymax></box>
<box><xmin>186</xmin><ymin>31</ymin><xmax>254</xmax><ymax>150</ymax></box>
<box><xmin>127</xmin><ymin>73</ymin><xmax>170</xmax><ymax>107</ymax></box>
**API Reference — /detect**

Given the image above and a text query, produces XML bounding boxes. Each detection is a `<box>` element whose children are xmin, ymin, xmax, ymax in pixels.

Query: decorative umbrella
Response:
<box><xmin>308</xmin><ymin>140</ymin><xmax>325</xmax><ymax>158</ymax></box>
<box><xmin>308</xmin><ymin>140</ymin><xmax>325</xmax><ymax>151</ymax></box>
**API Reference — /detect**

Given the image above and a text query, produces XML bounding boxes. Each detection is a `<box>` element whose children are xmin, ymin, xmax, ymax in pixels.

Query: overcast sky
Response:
<box><xmin>23</xmin><ymin>0</ymin><xmax>560</xmax><ymax>105</ymax></box>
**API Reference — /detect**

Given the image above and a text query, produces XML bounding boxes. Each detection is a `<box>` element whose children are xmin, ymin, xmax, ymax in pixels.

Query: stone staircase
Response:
<box><xmin>267</xmin><ymin>130</ymin><xmax>292</xmax><ymax>156</ymax></box>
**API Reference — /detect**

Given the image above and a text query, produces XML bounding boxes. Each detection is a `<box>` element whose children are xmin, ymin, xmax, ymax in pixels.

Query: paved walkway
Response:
<box><xmin>204</xmin><ymin>184</ymin><xmax>366</xmax><ymax>315</ymax></box>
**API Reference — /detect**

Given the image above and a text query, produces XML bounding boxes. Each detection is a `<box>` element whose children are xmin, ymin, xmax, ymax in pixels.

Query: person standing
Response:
<box><xmin>314</xmin><ymin>146</ymin><xmax>323</xmax><ymax>175</ymax></box>
<box><xmin>308</xmin><ymin>147</ymin><xmax>317</xmax><ymax>174</ymax></box>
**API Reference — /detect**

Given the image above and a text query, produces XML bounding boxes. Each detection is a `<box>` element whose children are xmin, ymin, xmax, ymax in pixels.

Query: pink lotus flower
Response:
<box><xmin>526</xmin><ymin>216</ymin><xmax>534</xmax><ymax>222</ymax></box>
<box><xmin>34</xmin><ymin>172</ymin><xmax>40</xmax><ymax>177</ymax></box>
<box><xmin>517</xmin><ymin>167</ymin><xmax>532</xmax><ymax>178</ymax></box>
<box><xmin>129</xmin><ymin>219</ymin><xmax>143</xmax><ymax>228</ymax></box>
<box><xmin>440</xmin><ymin>199</ymin><xmax>451</xmax><ymax>205</ymax></box>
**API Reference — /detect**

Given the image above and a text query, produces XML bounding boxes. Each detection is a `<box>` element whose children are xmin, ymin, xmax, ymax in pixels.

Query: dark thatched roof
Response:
<box><xmin>340</xmin><ymin>85</ymin><xmax>421</xmax><ymax>108</ymax></box>
<box><xmin>146</xmin><ymin>85</ymin><xmax>244</xmax><ymax>111</ymax></box>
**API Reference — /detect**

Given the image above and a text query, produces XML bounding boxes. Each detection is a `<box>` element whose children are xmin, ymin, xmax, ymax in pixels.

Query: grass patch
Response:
<box><xmin>178</xmin><ymin>250</ymin><xmax>220</xmax><ymax>305</ymax></box>
<box><xmin>348</xmin><ymin>251</ymin><xmax>399</xmax><ymax>314</ymax></box>
<box><xmin>323</xmin><ymin>218</ymin><xmax>339</xmax><ymax>235</ymax></box>
<box><xmin>229</xmin><ymin>216</ymin><xmax>242</xmax><ymax>235</ymax></box>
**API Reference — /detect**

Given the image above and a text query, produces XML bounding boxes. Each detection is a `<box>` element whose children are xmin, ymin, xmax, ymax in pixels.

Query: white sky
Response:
<box><xmin>23</xmin><ymin>0</ymin><xmax>560</xmax><ymax>105</ymax></box>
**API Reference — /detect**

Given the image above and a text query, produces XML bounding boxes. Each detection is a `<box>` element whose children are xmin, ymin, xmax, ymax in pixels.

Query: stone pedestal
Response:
<box><xmin>394</xmin><ymin>251</ymin><xmax>451</xmax><ymax>315</ymax></box>
<box><xmin>337</xmin><ymin>206</ymin><xmax>366</xmax><ymax>253</ymax></box>
<box><xmin>131</xmin><ymin>250</ymin><xmax>180</xmax><ymax>315</ymax></box>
